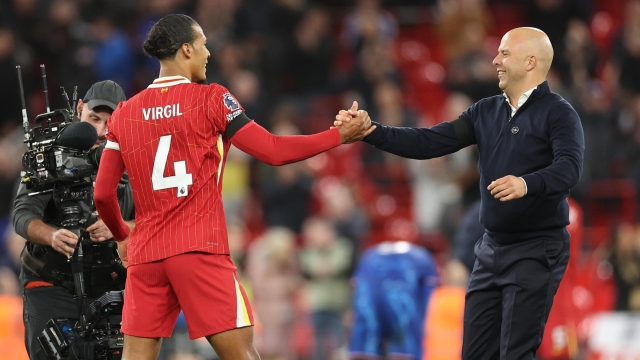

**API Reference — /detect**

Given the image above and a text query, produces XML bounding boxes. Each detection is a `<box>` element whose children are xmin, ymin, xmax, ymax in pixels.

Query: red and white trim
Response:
<box><xmin>105</xmin><ymin>140</ymin><xmax>120</xmax><ymax>151</ymax></box>
<box><xmin>234</xmin><ymin>277</ymin><xmax>251</xmax><ymax>327</ymax></box>
<box><xmin>147</xmin><ymin>76</ymin><xmax>192</xmax><ymax>89</ymax></box>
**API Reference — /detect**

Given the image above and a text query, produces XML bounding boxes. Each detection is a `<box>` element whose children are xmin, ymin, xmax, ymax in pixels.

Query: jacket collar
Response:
<box><xmin>501</xmin><ymin>80</ymin><xmax>550</xmax><ymax>108</ymax></box>
<box><xmin>528</xmin><ymin>80</ymin><xmax>550</xmax><ymax>102</ymax></box>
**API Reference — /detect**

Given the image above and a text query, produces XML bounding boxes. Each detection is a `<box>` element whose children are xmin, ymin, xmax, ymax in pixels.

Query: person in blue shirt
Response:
<box><xmin>348</xmin><ymin>241</ymin><xmax>439</xmax><ymax>360</ymax></box>
<box><xmin>337</xmin><ymin>27</ymin><xmax>584</xmax><ymax>360</ymax></box>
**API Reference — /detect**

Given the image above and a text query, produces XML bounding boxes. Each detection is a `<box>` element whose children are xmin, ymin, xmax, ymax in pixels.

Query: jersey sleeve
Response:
<box><xmin>94</xmin><ymin>149</ymin><xmax>130</xmax><ymax>241</ymax></box>
<box><xmin>206</xmin><ymin>85</ymin><xmax>250</xmax><ymax>138</ymax></box>
<box><xmin>105</xmin><ymin>104</ymin><xmax>122</xmax><ymax>151</ymax></box>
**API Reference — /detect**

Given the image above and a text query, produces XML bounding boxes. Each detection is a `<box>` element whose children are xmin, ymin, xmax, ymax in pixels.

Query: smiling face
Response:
<box><xmin>492</xmin><ymin>33</ymin><xmax>528</xmax><ymax>92</ymax></box>
<box><xmin>189</xmin><ymin>25</ymin><xmax>210</xmax><ymax>83</ymax></box>
<box><xmin>492</xmin><ymin>28</ymin><xmax>554</xmax><ymax>97</ymax></box>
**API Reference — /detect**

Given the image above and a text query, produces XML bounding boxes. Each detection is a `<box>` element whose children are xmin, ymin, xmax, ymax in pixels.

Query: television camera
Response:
<box><xmin>17</xmin><ymin>65</ymin><xmax>125</xmax><ymax>360</ymax></box>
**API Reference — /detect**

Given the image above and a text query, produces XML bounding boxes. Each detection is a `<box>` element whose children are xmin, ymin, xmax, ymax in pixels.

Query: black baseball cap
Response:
<box><xmin>83</xmin><ymin>80</ymin><xmax>126</xmax><ymax>111</ymax></box>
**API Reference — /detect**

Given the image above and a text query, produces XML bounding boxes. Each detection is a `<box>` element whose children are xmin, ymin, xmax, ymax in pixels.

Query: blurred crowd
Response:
<box><xmin>1</xmin><ymin>0</ymin><xmax>640</xmax><ymax>359</ymax></box>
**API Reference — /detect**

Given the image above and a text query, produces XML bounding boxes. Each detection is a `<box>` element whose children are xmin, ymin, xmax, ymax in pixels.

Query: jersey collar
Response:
<box><xmin>148</xmin><ymin>76</ymin><xmax>192</xmax><ymax>88</ymax></box>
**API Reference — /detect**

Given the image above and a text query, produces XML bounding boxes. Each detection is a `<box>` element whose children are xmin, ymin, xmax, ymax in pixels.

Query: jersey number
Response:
<box><xmin>152</xmin><ymin>135</ymin><xmax>193</xmax><ymax>197</ymax></box>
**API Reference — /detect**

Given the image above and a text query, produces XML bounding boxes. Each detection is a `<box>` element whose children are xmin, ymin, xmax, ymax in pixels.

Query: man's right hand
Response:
<box><xmin>336</xmin><ymin>101</ymin><xmax>376</xmax><ymax>144</ymax></box>
<box><xmin>51</xmin><ymin>229</ymin><xmax>78</xmax><ymax>258</ymax></box>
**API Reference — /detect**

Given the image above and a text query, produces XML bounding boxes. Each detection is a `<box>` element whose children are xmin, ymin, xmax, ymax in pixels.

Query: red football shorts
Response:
<box><xmin>121</xmin><ymin>252</ymin><xmax>253</xmax><ymax>339</ymax></box>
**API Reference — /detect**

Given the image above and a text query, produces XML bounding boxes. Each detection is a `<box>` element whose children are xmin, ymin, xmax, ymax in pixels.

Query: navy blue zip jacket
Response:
<box><xmin>363</xmin><ymin>81</ymin><xmax>584</xmax><ymax>243</ymax></box>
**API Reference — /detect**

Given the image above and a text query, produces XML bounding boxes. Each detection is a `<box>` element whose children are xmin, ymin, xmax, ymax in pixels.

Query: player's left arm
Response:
<box><xmin>94</xmin><ymin>147</ymin><xmax>130</xmax><ymax>242</ymax></box>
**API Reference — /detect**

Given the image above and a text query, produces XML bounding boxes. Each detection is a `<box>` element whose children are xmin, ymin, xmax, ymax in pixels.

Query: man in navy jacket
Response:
<box><xmin>336</xmin><ymin>27</ymin><xmax>584</xmax><ymax>359</ymax></box>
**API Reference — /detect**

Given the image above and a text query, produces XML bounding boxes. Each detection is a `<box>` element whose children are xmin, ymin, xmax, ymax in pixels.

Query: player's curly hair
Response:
<box><xmin>143</xmin><ymin>14</ymin><xmax>198</xmax><ymax>60</ymax></box>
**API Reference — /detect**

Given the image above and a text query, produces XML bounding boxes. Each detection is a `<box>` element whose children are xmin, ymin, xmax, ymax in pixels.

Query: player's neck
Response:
<box><xmin>158</xmin><ymin>62</ymin><xmax>192</xmax><ymax>82</ymax></box>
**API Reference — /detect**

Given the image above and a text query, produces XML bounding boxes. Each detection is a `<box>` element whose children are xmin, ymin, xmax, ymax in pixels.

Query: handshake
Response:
<box><xmin>334</xmin><ymin>101</ymin><xmax>377</xmax><ymax>144</ymax></box>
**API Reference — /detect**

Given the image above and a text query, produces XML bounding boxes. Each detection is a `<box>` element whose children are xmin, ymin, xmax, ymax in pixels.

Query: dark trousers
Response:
<box><xmin>462</xmin><ymin>230</ymin><xmax>570</xmax><ymax>360</ymax></box>
<box><xmin>23</xmin><ymin>284</ymin><xmax>79</xmax><ymax>360</ymax></box>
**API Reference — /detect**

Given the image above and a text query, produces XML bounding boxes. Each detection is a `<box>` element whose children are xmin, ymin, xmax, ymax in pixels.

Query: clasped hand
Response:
<box><xmin>334</xmin><ymin>101</ymin><xmax>376</xmax><ymax>144</ymax></box>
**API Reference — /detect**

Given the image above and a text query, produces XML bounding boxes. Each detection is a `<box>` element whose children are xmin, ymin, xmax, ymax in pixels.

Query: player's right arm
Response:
<box><xmin>94</xmin><ymin>148</ymin><xmax>130</xmax><ymax>242</ymax></box>
<box><xmin>93</xmin><ymin>108</ymin><xmax>130</xmax><ymax>243</ymax></box>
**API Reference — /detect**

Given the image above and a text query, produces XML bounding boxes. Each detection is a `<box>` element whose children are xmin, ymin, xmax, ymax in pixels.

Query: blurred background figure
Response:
<box><xmin>247</xmin><ymin>227</ymin><xmax>301</xmax><ymax>360</ymax></box>
<box><xmin>300</xmin><ymin>217</ymin><xmax>353</xmax><ymax>360</ymax></box>
<box><xmin>605</xmin><ymin>222</ymin><xmax>640</xmax><ymax>311</ymax></box>
<box><xmin>348</xmin><ymin>241</ymin><xmax>438</xmax><ymax>360</ymax></box>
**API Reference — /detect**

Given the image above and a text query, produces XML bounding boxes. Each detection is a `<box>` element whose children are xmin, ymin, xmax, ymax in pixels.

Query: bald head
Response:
<box><xmin>493</xmin><ymin>27</ymin><xmax>554</xmax><ymax>98</ymax></box>
<box><xmin>504</xmin><ymin>27</ymin><xmax>554</xmax><ymax>75</ymax></box>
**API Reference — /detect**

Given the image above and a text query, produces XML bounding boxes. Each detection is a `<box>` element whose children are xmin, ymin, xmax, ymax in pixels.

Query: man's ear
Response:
<box><xmin>526</xmin><ymin>55</ymin><xmax>537</xmax><ymax>71</ymax></box>
<box><xmin>77</xmin><ymin>99</ymin><xmax>84</xmax><ymax>117</ymax></box>
<box><xmin>180</xmin><ymin>43</ymin><xmax>192</xmax><ymax>59</ymax></box>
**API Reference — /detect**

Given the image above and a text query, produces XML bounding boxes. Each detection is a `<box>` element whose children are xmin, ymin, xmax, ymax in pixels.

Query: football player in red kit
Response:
<box><xmin>93</xmin><ymin>14</ymin><xmax>372</xmax><ymax>360</ymax></box>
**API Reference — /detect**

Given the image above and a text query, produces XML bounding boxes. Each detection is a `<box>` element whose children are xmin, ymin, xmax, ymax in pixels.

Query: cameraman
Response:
<box><xmin>13</xmin><ymin>80</ymin><xmax>135</xmax><ymax>360</ymax></box>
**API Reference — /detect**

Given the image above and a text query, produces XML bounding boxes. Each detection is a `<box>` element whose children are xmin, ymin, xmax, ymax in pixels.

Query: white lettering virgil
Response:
<box><xmin>143</xmin><ymin>104</ymin><xmax>183</xmax><ymax>120</ymax></box>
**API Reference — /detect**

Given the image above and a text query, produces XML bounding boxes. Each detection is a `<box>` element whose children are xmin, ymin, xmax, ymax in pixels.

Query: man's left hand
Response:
<box><xmin>86</xmin><ymin>218</ymin><xmax>113</xmax><ymax>242</ymax></box>
<box><xmin>334</xmin><ymin>101</ymin><xmax>376</xmax><ymax>143</ymax></box>
<box><xmin>488</xmin><ymin>175</ymin><xmax>526</xmax><ymax>202</ymax></box>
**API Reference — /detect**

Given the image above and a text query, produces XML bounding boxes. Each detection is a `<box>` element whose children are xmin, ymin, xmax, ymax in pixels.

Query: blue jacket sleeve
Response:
<box><xmin>362</xmin><ymin>120</ymin><xmax>472</xmax><ymax>159</ymax></box>
<box><xmin>521</xmin><ymin>103</ymin><xmax>585</xmax><ymax>196</ymax></box>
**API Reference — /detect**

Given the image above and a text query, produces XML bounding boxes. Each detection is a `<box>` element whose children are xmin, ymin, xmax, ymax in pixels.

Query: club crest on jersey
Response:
<box><xmin>223</xmin><ymin>93</ymin><xmax>240</xmax><ymax>111</ymax></box>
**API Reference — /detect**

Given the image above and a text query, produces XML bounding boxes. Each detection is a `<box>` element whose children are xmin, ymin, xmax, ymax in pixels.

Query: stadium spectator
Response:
<box><xmin>525</xmin><ymin>0</ymin><xmax>590</xmax><ymax>58</ymax></box>
<box><xmin>287</xmin><ymin>6</ymin><xmax>335</xmax><ymax>95</ymax></box>
<box><xmin>317</xmin><ymin>179</ymin><xmax>370</xmax><ymax>253</ymax></box>
<box><xmin>247</xmin><ymin>227</ymin><xmax>301</xmax><ymax>360</ymax></box>
<box><xmin>342</xmin><ymin>0</ymin><xmax>398</xmax><ymax>54</ymax></box>
<box><xmin>606</xmin><ymin>222</ymin><xmax>640</xmax><ymax>311</ymax></box>
<box><xmin>90</xmin><ymin>14</ymin><xmax>135</xmax><ymax>94</ymax></box>
<box><xmin>299</xmin><ymin>217</ymin><xmax>353</xmax><ymax>360</ymax></box>
<box><xmin>436</xmin><ymin>0</ymin><xmax>493</xmax><ymax>61</ymax></box>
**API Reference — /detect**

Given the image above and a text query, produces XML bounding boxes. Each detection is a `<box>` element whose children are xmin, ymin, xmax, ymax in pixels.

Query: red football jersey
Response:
<box><xmin>105</xmin><ymin>76</ymin><xmax>244</xmax><ymax>265</ymax></box>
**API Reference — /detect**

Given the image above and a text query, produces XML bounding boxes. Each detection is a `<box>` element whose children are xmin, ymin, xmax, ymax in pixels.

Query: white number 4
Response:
<box><xmin>152</xmin><ymin>135</ymin><xmax>193</xmax><ymax>197</ymax></box>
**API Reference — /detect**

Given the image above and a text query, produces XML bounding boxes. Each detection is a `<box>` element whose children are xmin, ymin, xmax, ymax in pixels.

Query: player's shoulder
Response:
<box><xmin>197</xmin><ymin>82</ymin><xmax>227</xmax><ymax>97</ymax></box>
<box><xmin>205</xmin><ymin>83</ymin><xmax>242</xmax><ymax>112</ymax></box>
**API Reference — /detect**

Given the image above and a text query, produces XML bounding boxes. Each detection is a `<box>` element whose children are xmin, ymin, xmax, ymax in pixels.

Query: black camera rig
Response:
<box><xmin>38</xmin><ymin>291</ymin><xmax>124</xmax><ymax>360</ymax></box>
<box><xmin>18</xmin><ymin>65</ymin><xmax>99</xmax><ymax>192</ymax></box>
<box><xmin>17</xmin><ymin>65</ymin><xmax>125</xmax><ymax>360</ymax></box>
